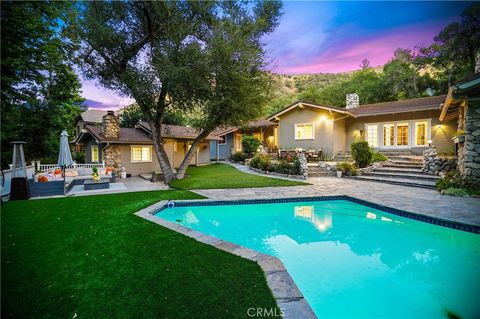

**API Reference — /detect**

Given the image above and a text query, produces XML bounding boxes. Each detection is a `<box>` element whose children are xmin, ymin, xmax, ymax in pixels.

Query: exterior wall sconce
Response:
<box><xmin>319</xmin><ymin>115</ymin><xmax>327</xmax><ymax>122</ymax></box>
<box><xmin>428</xmin><ymin>139</ymin><xmax>433</xmax><ymax>147</ymax></box>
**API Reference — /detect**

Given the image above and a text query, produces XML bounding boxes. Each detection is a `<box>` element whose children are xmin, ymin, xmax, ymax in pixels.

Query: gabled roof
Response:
<box><xmin>440</xmin><ymin>74</ymin><xmax>480</xmax><ymax>121</ymax></box>
<box><xmin>266</xmin><ymin>100</ymin><xmax>356</xmax><ymax>121</ymax></box>
<box><xmin>351</xmin><ymin>95</ymin><xmax>447</xmax><ymax>117</ymax></box>
<box><xmin>84</xmin><ymin>125</ymin><xmax>153</xmax><ymax>144</ymax></box>
<box><xmin>136</xmin><ymin>122</ymin><xmax>222</xmax><ymax>140</ymax></box>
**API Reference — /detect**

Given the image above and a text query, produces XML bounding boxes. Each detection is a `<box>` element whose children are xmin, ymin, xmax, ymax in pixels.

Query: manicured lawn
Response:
<box><xmin>1</xmin><ymin>190</ymin><xmax>279</xmax><ymax>318</ymax></box>
<box><xmin>170</xmin><ymin>163</ymin><xmax>308</xmax><ymax>189</ymax></box>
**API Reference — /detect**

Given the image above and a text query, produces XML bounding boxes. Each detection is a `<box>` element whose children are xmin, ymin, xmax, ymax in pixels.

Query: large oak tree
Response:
<box><xmin>78</xmin><ymin>1</ymin><xmax>281</xmax><ymax>182</ymax></box>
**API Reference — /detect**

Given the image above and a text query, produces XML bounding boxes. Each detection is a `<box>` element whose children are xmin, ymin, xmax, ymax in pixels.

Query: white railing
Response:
<box><xmin>36</xmin><ymin>161</ymin><xmax>105</xmax><ymax>173</ymax></box>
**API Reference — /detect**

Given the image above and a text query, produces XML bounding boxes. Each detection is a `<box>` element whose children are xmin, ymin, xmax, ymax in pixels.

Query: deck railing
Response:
<box><xmin>34</xmin><ymin>161</ymin><xmax>106</xmax><ymax>173</ymax></box>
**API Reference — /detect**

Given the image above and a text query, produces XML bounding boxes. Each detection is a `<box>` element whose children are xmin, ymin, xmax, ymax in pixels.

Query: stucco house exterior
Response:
<box><xmin>73</xmin><ymin>110</ymin><xmax>220</xmax><ymax>176</ymax></box>
<box><xmin>266</xmin><ymin>94</ymin><xmax>457</xmax><ymax>159</ymax></box>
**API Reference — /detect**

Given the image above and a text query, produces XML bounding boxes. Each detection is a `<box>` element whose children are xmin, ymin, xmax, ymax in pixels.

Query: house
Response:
<box><xmin>73</xmin><ymin>110</ymin><xmax>221</xmax><ymax>176</ymax></box>
<box><xmin>211</xmin><ymin>119</ymin><xmax>278</xmax><ymax>159</ymax></box>
<box><xmin>266</xmin><ymin>94</ymin><xmax>457</xmax><ymax>159</ymax></box>
<box><xmin>440</xmin><ymin>73</ymin><xmax>480</xmax><ymax>184</ymax></box>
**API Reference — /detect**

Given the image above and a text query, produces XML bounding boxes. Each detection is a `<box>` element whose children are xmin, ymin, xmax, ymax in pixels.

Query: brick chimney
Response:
<box><xmin>346</xmin><ymin>93</ymin><xmax>359</xmax><ymax>109</ymax></box>
<box><xmin>102</xmin><ymin>110</ymin><xmax>120</xmax><ymax>138</ymax></box>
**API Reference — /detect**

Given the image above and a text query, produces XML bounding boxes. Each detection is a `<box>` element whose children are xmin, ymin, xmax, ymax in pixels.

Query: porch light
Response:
<box><xmin>428</xmin><ymin>139</ymin><xmax>432</xmax><ymax>147</ymax></box>
<box><xmin>319</xmin><ymin>115</ymin><xmax>327</xmax><ymax>122</ymax></box>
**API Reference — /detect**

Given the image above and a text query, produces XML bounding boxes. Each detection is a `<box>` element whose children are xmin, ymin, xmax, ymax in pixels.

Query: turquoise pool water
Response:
<box><xmin>156</xmin><ymin>199</ymin><xmax>480</xmax><ymax>318</ymax></box>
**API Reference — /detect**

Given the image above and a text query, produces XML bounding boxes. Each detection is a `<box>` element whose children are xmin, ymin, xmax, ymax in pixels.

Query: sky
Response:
<box><xmin>82</xmin><ymin>1</ymin><xmax>473</xmax><ymax>109</ymax></box>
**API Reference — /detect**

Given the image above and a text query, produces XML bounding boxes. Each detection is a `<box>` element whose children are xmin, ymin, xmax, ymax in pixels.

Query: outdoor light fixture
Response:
<box><xmin>319</xmin><ymin>115</ymin><xmax>327</xmax><ymax>122</ymax></box>
<box><xmin>428</xmin><ymin>139</ymin><xmax>433</xmax><ymax>147</ymax></box>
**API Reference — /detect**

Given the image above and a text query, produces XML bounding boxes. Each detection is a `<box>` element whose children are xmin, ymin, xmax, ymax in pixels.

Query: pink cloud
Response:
<box><xmin>272</xmin><ymin>22</ymin><xmax>444</xmax><ymax>74</ymax></box>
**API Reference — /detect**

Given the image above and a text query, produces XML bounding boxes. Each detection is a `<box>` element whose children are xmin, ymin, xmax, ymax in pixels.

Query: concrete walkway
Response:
<box><xmin>195</xmin><ymin>176</ymin><xmax>480</xmax><ymax>226</ymax></box>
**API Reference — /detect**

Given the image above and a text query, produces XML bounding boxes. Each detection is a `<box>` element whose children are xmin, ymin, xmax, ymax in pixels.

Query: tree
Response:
<box><xmin>359</xmin><ymin>58</ymin><xmax>370</xmax><ymax>69</ymax></box>
<box><xmin>77</xmin><ymin>1</ymin><xmax>281</xmax><ymax>182</ymax></box>
<box><xmin>120</xmin><ymin>103</ymin><xmax>186</xmax><ymax>128</ymax></box>
<box><xmin>414</xmin><ymin>4</ymin><xmax>480</xmax><ymax>86</ymax></box>
<box><xmin>1</xmin><ymin>1</ymin><xmax>83</xmax><ymax>168</ymax></box>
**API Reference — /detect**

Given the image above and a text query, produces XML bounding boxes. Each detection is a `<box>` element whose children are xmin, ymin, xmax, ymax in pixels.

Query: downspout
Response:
<box><xmin>101</xmin><ymin>142</ymin><xmax>110</xmax><ymax>166</ymax></box>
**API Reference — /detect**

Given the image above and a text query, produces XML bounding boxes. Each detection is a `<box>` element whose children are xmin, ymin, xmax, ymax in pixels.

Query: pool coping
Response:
<box><xmin>135</xmin><ymin>200</ymin><xmax>318</xmax><ymax>319</ymax></box>
<box><xmin>134</xmin><ymin>195</ymin><xmax>479</xmax><ymax>319</ymax></box>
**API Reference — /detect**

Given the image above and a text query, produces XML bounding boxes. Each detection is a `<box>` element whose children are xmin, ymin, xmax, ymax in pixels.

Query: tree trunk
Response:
<box><xmin>148</xmin><ymin>120</ymin><xmax>176</xmax><ymax>184</ymax></box>
<box><xmin>176</xmin><ymin>130</ymin><xmax>211</xmax><ymax>179</ymax></box>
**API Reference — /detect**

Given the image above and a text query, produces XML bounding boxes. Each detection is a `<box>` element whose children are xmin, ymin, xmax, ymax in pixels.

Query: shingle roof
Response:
<box><xmin>85</xmin><ymin>125</ymin><xmax>153</xmax><ymax>144</ymax></box>
<box><xmin>266</xmin><ymin>100</ymin><xmax>356</xmax><ymax>121</ymax></box>
<box><xmin>136</xmin><ymin>122</ymin><xmax>222</xmax><ymax>141</ymax></box>
<box><xmin>351</xmin><ymin>95</ymin><xmax>447</xmax><ymax>117</ymax></box>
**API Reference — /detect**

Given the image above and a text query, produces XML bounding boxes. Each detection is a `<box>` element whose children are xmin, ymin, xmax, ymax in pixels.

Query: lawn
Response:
<box><xmin>1</xmin><ymin>190</ymin><xmax>279</xmax><ymax>318</ymax></box>
<box><xmin>170</xmin><ymin>163</ymin><xmax>308</xmax><ymax>189</ymax></box>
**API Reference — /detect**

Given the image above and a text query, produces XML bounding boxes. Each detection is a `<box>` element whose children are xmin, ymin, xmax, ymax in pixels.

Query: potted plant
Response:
<box><xmin>336</xmin><ymin>168</ymin><xmax>342</xmax><ymax>178</ymax></box>
<box><xmin>92</xmin><ymin>166</ymin><xmax>100</xmax><ymax>182</ymax></box>
<box><xmin>336</xmin><ymin>162</ymin><xmax>357</xmax><ymax>178</ymax></box>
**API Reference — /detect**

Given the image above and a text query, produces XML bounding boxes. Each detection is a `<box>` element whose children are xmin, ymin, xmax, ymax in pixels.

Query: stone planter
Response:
<box><xmin>453</xmin><ymin>135</ymin><xmax>465</xmax><ymax>144</ymax></box>
<box><xmin>336</xmin><ymin>171</ymin><xmax>342</xmax><ymax>178</ymax></box>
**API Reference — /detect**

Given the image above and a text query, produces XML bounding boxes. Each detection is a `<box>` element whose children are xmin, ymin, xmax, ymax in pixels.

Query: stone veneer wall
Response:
<box><xmin>422</xmin><ymin>147</ymin><xmax>456</xmax><ymax>176</ymax></box>
<box><xmin>102</xmin><ymin>111</ymin><xmax>120</xmax><ymax>139</ymax></box>
<box><xmin>103</xmin><ymin>144</ymin><xmax>122</xmax><ymax>173</ymax></box>
<box><xmin>459</xmin><ymin>103</ymin><xmax>480</xmax><ymax>184</ymax></box>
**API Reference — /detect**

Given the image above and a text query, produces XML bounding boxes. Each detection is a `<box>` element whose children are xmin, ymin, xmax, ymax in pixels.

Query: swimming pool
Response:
<box><xmin>155</xmin><ymin>198</ymin><xmax>480</xmax><ymax>318</ymax></box>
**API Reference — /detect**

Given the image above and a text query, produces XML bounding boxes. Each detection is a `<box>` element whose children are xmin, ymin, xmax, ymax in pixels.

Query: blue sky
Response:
<box><xmin>83</xmin><ymin>1</ymin><xmax>474</xmax><ymax>109</ymax></box>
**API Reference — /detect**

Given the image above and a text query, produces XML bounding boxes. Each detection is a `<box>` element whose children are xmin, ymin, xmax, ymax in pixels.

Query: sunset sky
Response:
<box><xmin>82</xmin><ymin>1</ymin><xmax>473</xmax><ymax>109</ymax></box>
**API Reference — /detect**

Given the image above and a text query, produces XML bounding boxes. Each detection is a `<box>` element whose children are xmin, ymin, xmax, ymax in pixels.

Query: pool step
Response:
<box><xmin>351</xmin><ymin>175</ymin><xmax>436</xmax><ymax>189</ymax></box>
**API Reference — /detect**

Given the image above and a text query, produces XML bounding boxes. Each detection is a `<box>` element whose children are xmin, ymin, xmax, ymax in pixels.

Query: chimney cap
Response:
<box><xmin>107</xmin><ymin>110</ymin><xmax>115</xmax><ymax>115</ymax></box>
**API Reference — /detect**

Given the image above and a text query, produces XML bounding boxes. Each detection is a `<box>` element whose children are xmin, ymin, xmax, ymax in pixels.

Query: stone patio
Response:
<box><xmin>194</xmin><ymin>176</ymin><xmax>480</xmax><ymax>226</ymax></box>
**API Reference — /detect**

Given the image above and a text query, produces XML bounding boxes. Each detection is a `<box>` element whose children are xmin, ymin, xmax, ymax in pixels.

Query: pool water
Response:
<box><xmin>156</xmin><ymin>200</ymin><xmax>480</xmax><ymax>318</ymax></box>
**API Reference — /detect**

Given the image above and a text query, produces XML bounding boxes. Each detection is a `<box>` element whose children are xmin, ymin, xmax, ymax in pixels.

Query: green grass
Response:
<box><xmin>170</xmin><ymin>163</ymin><xmax>308</xmax><ymax>189</ymax></box>
<box><xmin>1</xmin><ymin>190</ymin><xmax>279</xmax><ymax>318</ymax></box>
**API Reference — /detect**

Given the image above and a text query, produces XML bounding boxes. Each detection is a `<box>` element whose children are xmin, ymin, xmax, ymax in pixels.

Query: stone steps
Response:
<box><xmin>351</xmin><ymin>175</ymin><xmax>436</xmax><ymax>189</ymax></box>
<box><xmin>374</xmin><ymin>167</ymin><xmax>425</xmax><ymax>174</ymax></box>
<box><xmin>384</xmin><ymin>163</ymin><xmax>423</xmax><ymax>169</ymax></box>
<box><xmin>363</xmin><ymin>171</ymin><xmax>440</xmax><ymax>181</ymax></box>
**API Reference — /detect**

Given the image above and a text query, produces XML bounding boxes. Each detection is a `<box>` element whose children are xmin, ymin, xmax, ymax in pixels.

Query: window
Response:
<box><xmin>397</xmin><ymin>122</ymin><xmax>409</xmax><ymax>146</ymax></box>
<box><xmin>131</xmin><ymin>145</ymin><xmax>152</xmax><ymax>163</ymax></box>
<box><xmin>91</xmin><ymin>145</ymin><xmax>99</xmax><ymax>162</ymax></box>
<box><xmin>253</xmin><ymin>132</ymin><xmax>261</xmax><ymax>141</ymax></box>
<box><xmin>383</xmin><ymin>124</ymin><xmax>394</xmax><ymax>146</ymax></box>
<box><xmin>295</xmin><ymin>123</ymin><xmax>314</xmax><ymax>140</ymax></box>
<box><xmin>366</xmin><ymin>125</ymin><xmax>378</xmax><ymax>147</ymax></box>
<box><xmin>415</xmin><ymin>121</ymin><xmax>428</xmax><ymax>146</ymax></box>
<box><xmin>219</xmin><ymin>135</ymin><xmax>226</xmax><ymax>145</ymax></box>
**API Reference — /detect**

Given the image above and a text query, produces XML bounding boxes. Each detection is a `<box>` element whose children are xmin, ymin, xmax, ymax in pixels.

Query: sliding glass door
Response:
<box><xmin>365</xmin><ymin>119</ymin><xmax>431</xmax><ymax>149</ymax></box>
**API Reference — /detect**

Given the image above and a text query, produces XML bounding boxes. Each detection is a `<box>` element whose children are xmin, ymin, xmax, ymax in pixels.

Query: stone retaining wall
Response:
<box><xmin>458</xmin><ymin>104</ymin><xmax>480</xmax><ymax>183</ymax></box>
<box><xmin>422</xmin><ymin>147</ymin><xmax>456</xmax><ymax>176</ymax></box>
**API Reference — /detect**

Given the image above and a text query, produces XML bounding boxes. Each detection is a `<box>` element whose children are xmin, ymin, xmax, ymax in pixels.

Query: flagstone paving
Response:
<box><xmin>194</xmin><ymin>176</ymin><xmax>480</xmax><ymax>226</ymax></box>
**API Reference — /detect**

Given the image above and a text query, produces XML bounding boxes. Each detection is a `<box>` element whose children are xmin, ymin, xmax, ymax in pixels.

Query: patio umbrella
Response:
<box><xmin>57</xmin><ymin>130</ymin><xmax>74</xmax><ymax>168</ymax></box>
<box><xmin>58</xmin><ymin>130</ymin><xmax>74</xmax><ymax>195</ymax></box>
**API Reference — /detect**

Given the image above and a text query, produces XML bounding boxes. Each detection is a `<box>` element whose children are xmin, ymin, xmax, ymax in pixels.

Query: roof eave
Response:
<box><xmin>266</xmin><ymin>101</ymin><xmax>356</xmax><ymax>121</ymax></box>
<box><xmin>356</xmin><ymin>106</ymin><xmax>441</xmax><ymax>118</ymax></box>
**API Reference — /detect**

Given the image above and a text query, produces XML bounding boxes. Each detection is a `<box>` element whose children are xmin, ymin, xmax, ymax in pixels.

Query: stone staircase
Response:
<box><xmin>307</xmin><ymin>164</ymin><xmax>330</xmax><ymax>177</ymax></box>
<box><xmin>333</xmin><ymin>151</ymin><xmax>353</xmax><ymax>162</ymax></box>
<box><xmin>353</xmin><ymin>155</ymin><xmax>440</xmax><ymax>189</ymax></box>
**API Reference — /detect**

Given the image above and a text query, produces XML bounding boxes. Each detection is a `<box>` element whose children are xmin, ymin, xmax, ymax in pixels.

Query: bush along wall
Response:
<box><xmin>422</xmin><ymin>147</ymin><xmax>457</xmax><ymax>176</ymax></box>
<box><xmin>249</xmin><ymin>152</ymin><xmax>308</xmax><ymax>179</ymax></box>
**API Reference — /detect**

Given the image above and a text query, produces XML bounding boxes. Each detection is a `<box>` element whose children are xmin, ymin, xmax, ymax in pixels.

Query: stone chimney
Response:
<box><xmin>475</xmin><ymin>51</ymin><xmax>480</xmax><ymax>73</ymax></box>
<box><xmin>102</xmin><ymin>110</ymin><xmax>120</xmax><ymax>139</ymax></box>
<box><xmin>346</xmin><ymin>93</ymin><xmax>359</xmax><ymax>109</ymax></box>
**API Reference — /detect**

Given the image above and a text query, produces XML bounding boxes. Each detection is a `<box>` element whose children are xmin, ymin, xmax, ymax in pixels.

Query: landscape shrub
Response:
<box><xmin>231</xmin><ymin>151</ymin><xmax>247</xmax><ymax>162</ymax></box>
<box><xmin>241</xmin><ymin>136</ymin><xmax>261</xmax><ymax>157</ymax></box>
<box><xmin>443</xmin><ymin>187</ymin><xmax>469</xmax><ymax>196</ymax></box>
<box><xmin>72</xmin><ymin>151</ymin><xmax>86</xmax><ymax>163</ymax></box>
<box><xmin>370</xmin><ymin>150</ymin><xmax>387</xmax><ymax>163</ymax></box>
<box><xmin>336</xmin><ymin>162</ymin><xmax>358</xmax><ymax>176</ymax></box>
<box><xmin>249</xmin><ymin>154</ymin><xmax>271</xmax><ymax>171</ymax></box>
<box><xmin>350</xmin><ymin>141</ymin><xmax>372</xmax><ymax>168</ymax></box>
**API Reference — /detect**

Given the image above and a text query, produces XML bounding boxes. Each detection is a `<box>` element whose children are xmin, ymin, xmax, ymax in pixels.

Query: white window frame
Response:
<box><xmin>131</xmin><ymin>145</ymin><xmax>153</xmax><ymax>163</ymax></box>
<box><xmin>365</xmin><ymin>124</ymin><xmax>379</xmax><ymax>148</ymax></box>
<box><xmin>364</xmin><ymin>118</ymin><xmax>431</xmax><ymax>149</ymax></box>
<box><xmin>91</xmin><ymin>145</ymin><xmax>99</xmax><ymax>163</ymax></box>
<box><xmin>413</xmin><ymin>119</ymin><xmax>431</xmax><ymax>147</ymax></box>
<box><xmin>294</xmin><ymin>122</ymin><xmax>315</xmax><ymax>140</ymax></box>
